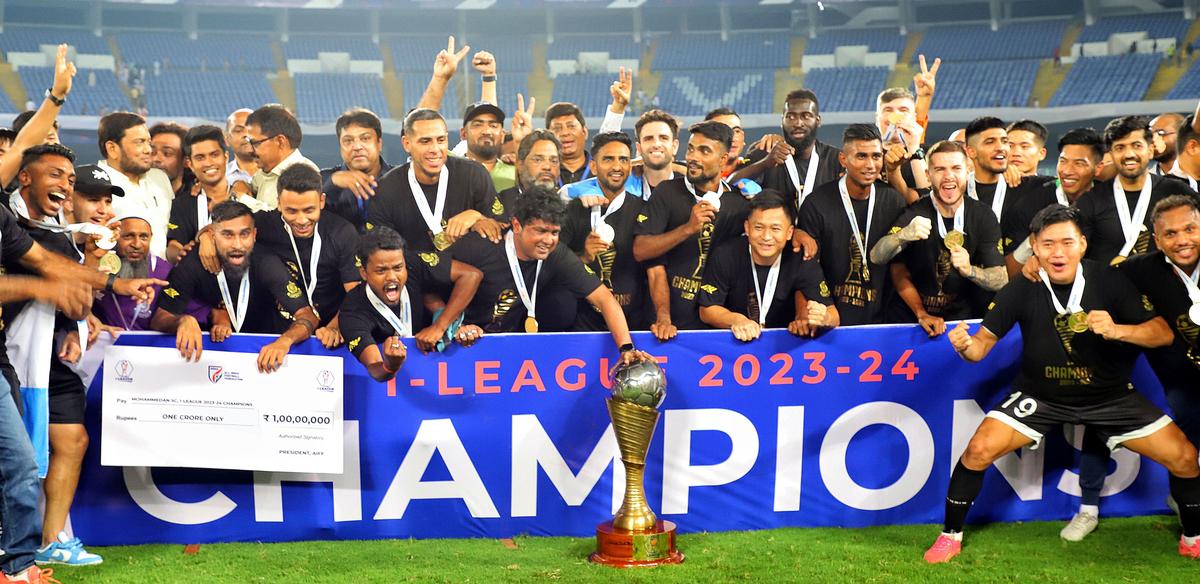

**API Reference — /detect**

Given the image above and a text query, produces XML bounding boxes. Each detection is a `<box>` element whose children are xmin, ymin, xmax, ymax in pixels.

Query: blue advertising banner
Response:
<box><xmin>72</xmin><ymin>324</ymin><xmax>1171</xmax><ymax>545</ymax></box>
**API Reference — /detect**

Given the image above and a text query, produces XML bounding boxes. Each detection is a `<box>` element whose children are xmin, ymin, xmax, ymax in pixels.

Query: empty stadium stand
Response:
<box><xmin>18</xmin><ymin>67</ymin><xmax>127</xmax><ymax>115</ymax></box>
<box><xmin>294</xmin><ymin>73</ymin><xmax>390</xmax><ymax>124</ymax></box>
<box><xmin>651</xmin><ymin>33</ymin><xmax>792</xmax><ymax>71</ymax></box>
<box><xmin>143</xmin><ymin>71</ymin><xmax>276</xmax><ymax>119</ymax></box>
<box><xmin>930</xmin><ymin>60</ymin><xmax>1040</xmax><ymax>108</ymax></box>
<box><xmin>805</xmin><ymin>28</ymin><xmax>906</xmax><ymax>55</ymax></box>
<box><xmin>657</xmin><ymin>69</ymin><xmax>774</xmax><ymax>117</ymax></box>
<box><xmin>1078</xmin><ymin>13</ymin><xmax>1191</xmax><ymax>43</ymax></box>
<box><xmin>1049</xmin><ymin>54</ymin><xmax>1161</xmax><ymax>106</ymax></box>
<box><xmin>914</xmin><ymin>21</ymin><xmax>1066</xmax><ymax>62</ymax></box>
<box><xmin>115</xmin><ymin>32</ymin><xmax>276</xmax><ymax>71</ymax></box>
<box><xmin>802</xmin><ymin>67</ymin><xmax>890</xmax><ymax>112</ymax></box>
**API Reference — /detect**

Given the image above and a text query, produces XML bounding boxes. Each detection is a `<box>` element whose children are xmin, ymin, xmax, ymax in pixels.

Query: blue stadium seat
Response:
<box><xmin>389</xmin><ymin>36</ymin><xmax>451</xmax><ymax>72</ymax></box>
<box><xmin>930</xmin><ymin>60</ymin><xmax>1039</xmax><ymax>108</ymax></box>
<box><xmin>1078</xmin><ymin>13</ymin><xmax>1190</xmax><ymax>43</ymax></box>
<box><xmin>805</xmin><ymin>28</ymin><xmax>906</xmax><ymax>55</ymax></box>
<box><xmin>551</xmin><ymin>74</ymin><xmax>612</xmax><ymax>116</ymax></box>
<box><xmin>802</xmin><ymin>67</ymin><xmax>890</xmax><ymax>112</ymax></box>
<box><xmin>914</xmin><ymin>21</ymin><xmax>1066</xmax><ymax>62</ymax></box>
<box><xmin>652</xmin><ymin>33</ymin><xmax>792</xmax><ymax>71</ymax></box>
<box><xmin>402</xmin><ymin>72</ymin><xmax>460</xmax><ymax>118</ymax></box>
<box><xmin>1049</xmin><ymin>54</ymin><xmax>1161</xmax><ymax>106</ymax></box>
<box><xmin>657</xmin><ymin>70</ymin><xmax>775</xmax><ymax>116</ymax></box>
<box><xmin>0</xmin><ymin>26</ymin><xmax>109</xmax><ymax>55</ymax></box>
<box><xmin>293</xmin><ymin>73</ymin><xmax>390</xmax><ymax>124</ymax></box>
<box><xmin>143</xmin><ymin>71</ymin><xmax>276</xmax><ymax>119</ymax></box>
<box><xmin>1166</xmin><ymin>58</ymin><xmax>1200</xmax><ymax>100</ymax></box>
<box><xmin>283</xmin><ymin>35</ymin><xmax>382</xmax><ymax>60</ymax></box>
<box><xmin>116</xmin><ymin>32</ymin><xmax>276</xmax><ymax>71</ymax></box>
<box><xmin>547</xmin><ymin>35</ymin><xmax>641</xmax><ymax>60</ymax></box>
<box><xmin>0</xmin><ymin>89</ymin><xmax>16</xmax><ymax>114</ymax></box>
<box><xmin>18</xmin><ymin>67</ymin><xmax>128</xmax><ymax>116</ymax></box>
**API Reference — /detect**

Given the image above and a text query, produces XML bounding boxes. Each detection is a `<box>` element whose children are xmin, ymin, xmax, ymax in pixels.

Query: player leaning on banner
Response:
<box><xmin>339</xmin><ymin>226</ymin><xmax>484</xmax><ymax>381</ymax></box>
<box><xmin>699</xmin><ymin>191</ymin><xmax>837</xmax><ymax>341</ymax></box>
<box><xmin>924</xmin><ymin>204</ymin><xmax>1200</xmax><ymax>563</ymax></box>
<box><xmin>150</xmin><ymin>200</ymin><xmax>318</xmax><ymax>373</ymax></box>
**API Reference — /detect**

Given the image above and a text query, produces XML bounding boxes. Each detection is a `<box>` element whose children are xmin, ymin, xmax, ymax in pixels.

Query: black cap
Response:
<box><xmin>462</xmin><ymin>102</ymin><xmax>505</xmax><ymax>125</ymax></box>
<box><xmin>74</xmin><ymin>164</ymin><xmax>125</xmax><ymax>197</ymax></box>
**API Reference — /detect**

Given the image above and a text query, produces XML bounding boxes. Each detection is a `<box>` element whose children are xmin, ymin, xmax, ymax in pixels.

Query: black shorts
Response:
<box><xmin>48</xmin><ymin>360</ymin><xmax>86</xmax><ymax>424</ymax></box>
<box><xmin>986</xmin><ymin>389</ymin><xmax>1171</xmax><ymax>451</ymax></box>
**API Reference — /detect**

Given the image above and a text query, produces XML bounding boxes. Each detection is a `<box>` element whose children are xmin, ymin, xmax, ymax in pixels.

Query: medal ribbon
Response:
<box><xmin>784</xmin><ymin>146</ymin><xmax>820</xmax><ymax>205</ymax></box>
<box><xmin>1038</xmin><ymin>263</ymin><xmax>1086</xmax><ymax>316</ymax></box>
<box><xmin>1113</xmin><ymin>178</ymin><xmax>1153</xmax><ymax>259</ymax></box>
<box><xmin>283</xmin><ymin>220</ymin><xmax>322</xmax><ymax>308</ymax></box>
<box><xmin>217</xmin><ymin>268</ymin><xmax>251</xmax><ymax>333</ymax></box>
<box><xmin>838</xmin><ymin>176</ymin><xmax>876</xmax><ymax>274</ymax></box>
<box><xmin>504</xmin><ymin>231</ymin><xmax>542</xmax><ymax>320</ymax></box>
<box><xmin>750</xmin><ymin>246</ymin><xmax>782</xmax><ymax>325</ymax></box>
<box><xmin>365</xmin><ymin>284</ymin><xmax>412</xmax><ymax>337</ymax></box>
<box><xmin>966</xmin><ymin>173</ymin><xmax>1007</xmax><ymax>221</ymax></box>
<box><xmin>408</xmin><ymin>164</ymin><xmax>449</xmax><ymax>235</ymax></box>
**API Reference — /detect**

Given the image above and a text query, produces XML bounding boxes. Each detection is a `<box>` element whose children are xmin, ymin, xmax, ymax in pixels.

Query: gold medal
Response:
<box><xmin>432</xmin><ymin>231</ymin><xmax>451</xmax><ymax>251</ymax></box>
<box><xmin>1110</xmin><ymin>255</ymin><xmax>1126</xmax><ymax>266</ymax></box>
<box><xmin>99</xmin><ymin>251</ymin><xmax>121</xmax><ymax>275</ymax></box>
<box><xmin>524</xmin><ymin>316</ymin><xmax>539</xmax><ymax>333</ymax></box>
<box><xmin>943</xmin><ymin>230</ymin><xmax>964</xmax><ymax>249</ymax></box>
<box><xmin>1067</xmin><ymin>311</ymin><xmax>1089</xmax><ymax>334</ymax></box>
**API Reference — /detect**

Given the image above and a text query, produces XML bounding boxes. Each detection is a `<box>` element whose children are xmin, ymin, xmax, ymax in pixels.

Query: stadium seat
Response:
<box><xmin>930</xmin><ymin>60</ymin><xmax>1039</xmax><ymax>108</ymax></box>
<box><xmin>546</xmin><ymin>35</ymin><xmax>641</xmax><ymax>60</ymax></box>
<box><xmin>657</xmin><ymin>70</ymin><xmax>775</xmax><ymax>116</ymax></box>
<box><xmin>914</xmin><ymin>21</ymin><xmax>1066</xmax><ymax>62</ymax></box>
<box><xmin>652</xmin><ymin>33</ymin><xmax>792</xmax><ymax>71</ymax></box>
<box><xmin>18</xmin><ymin>67</ymin><xmax>128</xmax><ymax>116</ymax></box>
<box><xmin>1078</xmin><ymin>13</ymin><xmax>1191</xmax><ymax>44</ymax></box>
<box><xmin>802</xmin><ymin>67</ymin><xmax>890</xmax><ymax>112</ymax></box>
<box><xmin>116</xmin><ymin>32</ymin><xmax>276</xmax><ymax>71</ymax></box>
<box><xmin>0</xmin><ymin>26</ymin><xmax>109</xmax><ymax>56</ymax></box>
<box><xmin>0</xmin><ymin>89</ymin><xmax>16</xmax><ymax>114</ymax></box>
<box><xmin>143</xmin><ymin>71</ymin><xmax>276</xmax><ymax>119</ymax></box>
<box><xmin>551</xmin><ymin>74</ymin><xmax>613</xmax><ymax>116</ymax></box>
<box><xmin>1049</xmin><ymin>54</ymin><xmax>1161</xmax><ymax>106</ymax></box>
<box><xmin>1166</xmin><ymin>58</ymin><xmax>1200</xmax><ymax>100</ymax></box>
<box><xmin>283</xmin><ymin>35</ymin><xmax>383</xmax><ymax>60</ymax></box>
<box><xmin>805</xmin><ymin>28</ymin><xmax>906</xmax><ymax>55</ymax></box>
<box><xmin>293</xmin><ymin>73</ymin><xmax>390</xmax><ymax>124</ymax></box>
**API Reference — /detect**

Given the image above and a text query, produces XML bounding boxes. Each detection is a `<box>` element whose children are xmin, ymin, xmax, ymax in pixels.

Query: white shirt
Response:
<box><xmin>226</xmin><ymin>158</ymin><xmax>255</xmax><ymax>186</ymax></box>
<box><xmin>250</xmin><ymin>149</ymin><xmax>318</xmax><ymax>211</ymax></box>
<box><xmin>99</xmin><ymin>160</ymin><xmax>173</xmax><ymax>257</ymax></box>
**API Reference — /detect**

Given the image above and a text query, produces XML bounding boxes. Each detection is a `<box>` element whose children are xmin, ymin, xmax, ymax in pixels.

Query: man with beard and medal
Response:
<box><xmin>870</xmin><ymin>141</ymin><xmax>1007</xmax><ymax>336</ymax></box>
<box><xmin>1073</xmin><ymin>116</ymin><xmax>1198</xmax><ymax>265</ymax></box>
<box><xmin>339</xmin><ymin>226</ymin><xmax>485</xmax><ymax>382</ymax></box>
<box><xmin>799</xmin><ymin>124</ymin><xmax>907</xmax><ymax>325</ymax></box>
<box><xmin>247</xmin><ymin>165</ymin><xmax>360</xmax><ymax>349</ymax></box>
<box><xmin>166</xmin><ymin>125</ymin><xmax>232</xmax><ymax>264</ymax></box>
<box><xmin>93</xmin><ymin>214</ymin><xmax>174</xmax><ymax>331</ymax></box>
<box><xmin>924</xmin><ymin>204</ymin><xmax>1200</xmax><ymax>563</ymax></box>
<box><xmin>633</xmin><ymin>121</ymin><xmax>751</xmax><ymax>339</ymax></box>
<box><xmin>732</xmin><ymin>90</ymin><xmax>843</xmax><ymax>249</ymax></box>
<box><xmin>449</xmin><ymin>186</ymin><xmax>643</xmax><ymax>361</ymax></box>
<box><xmin>560</xmin><ymin>132</ymin><xmax>647</xmax><ymax>331</ymax></box>
<box><xmin>367</xmin><ymin>108</ymin><xmax>499</xmax><ymax>252</ymax></box>
<box><xmin>700</xmin><ymin>191</ymin><xmax>837</xmax><ymax>341</ymax></box>
<box><xmin>151</xmin><ymin>200</ymin><xmax>318</xmax><ymax>374</ymax></box>
<box><xmin>488</xmin><ymin>129</ymin><xmax>561</xmax><ymax>225</ymax></box>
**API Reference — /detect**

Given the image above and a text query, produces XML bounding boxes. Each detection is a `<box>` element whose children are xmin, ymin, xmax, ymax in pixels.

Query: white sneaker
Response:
<box><xmin>1060</xmin><ymin>512</ymin><xmax>1099</xmax><ymax>542</ymax></box>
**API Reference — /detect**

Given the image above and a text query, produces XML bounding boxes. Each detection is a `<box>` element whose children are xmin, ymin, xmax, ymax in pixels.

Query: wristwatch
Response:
<box><xmin>910</xmin><ymin>147</ymin><xmax>926</xmax><ymax>162</ymax></box>
<box><xmin>44</xmin><ymin>89</ymin><xmax>65</xmax><ymax>106</ymax></box>
<box><xmin>481</xmin><ymin>75</ymin><xmax>497</xmax><ymax>82</ymax></box>
<box><xmin>619</xmin><ymin>343</ymin><xmax>635</xmax><ymax>353</ymax></box>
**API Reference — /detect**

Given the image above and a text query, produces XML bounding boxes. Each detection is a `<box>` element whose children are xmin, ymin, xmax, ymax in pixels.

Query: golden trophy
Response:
<box><xmin>590</xmin><ymin>357</ymin><xmax>684</xmax><ymax>567</ymax></box>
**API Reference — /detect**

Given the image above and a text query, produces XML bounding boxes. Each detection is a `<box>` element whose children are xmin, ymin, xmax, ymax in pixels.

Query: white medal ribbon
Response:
<box><xmin>838</xmin><ymin>176</ymin><xmax>875</xmax><ymax>274</ymax></box>
<box><xmin>1113</xmin><ymin>178</ymin><xmax>1153</xmax><ymax>259</ymax></box>
<box><xmin>642</xmin><ymin>171</ymin><xmax>673</xmax><ymax>200</ymax></box>
<box><xmin>750</xmin><ymin>246</ymin><xmax>782</xmax><ymax>325</ymax></box>
<box><xmin>217</xmin><ymin>268</ymin><xmax>251</xmax><ymax>333</ymax></box>
<box><xmin>283</xmin><ymin>220</ymin><xmax>322</xmax><ymax>307</ymax></box>
<box><xmin>365</xmin><ymin>283</ymin><xmax>412</xmax><ymax>337</ymax></box>
<box><xmin>1165</xmin><ymin>256</ymin><xmax>1200</xmax><ymax>324</ymax></box>
<box><xmin>504</xmin><ymin>231</ymin><xmax>542</xmax><ymax>319</ymax></box>
<box><xmin>783</xmin><ymin>146</ymin><xmax>820</xmax><ymax>205</ymax></box>
<box><xmin>1055</xmin><ymin>182</ymin><xmax>1068</xmax><ymax>206</ymax></box>
<box><xmin>589</xmin><ymin>192</ymin><xmax>627</xmax><ymax>230</ymax></box>
<box><xmin>934</xmin><ymin>200</ymin><xmax>966</xmax><ymax>241</ymax></box>
<box><xmin>9</xmin><ymin>191</ymin><xmax>112</xmax><ymax>241</ymax></box>
<box><xmin>196</xmin><ymin>192</ymin><xmax>211</xmax><ymax>231</ymax></box>
<box><xmin>683</xmin><ymin>178</ymin><xmax>728</xmax><ymax>203</ymax></box>
<box><xmin>967</xmin><ymin>173</ymin><xmax>1007</xmax><ymax>221</ymax></box>
<box><xmin>1038</xmin><ymin>263</ymin><xmax>1086</xmax><ymax>316</ymax></box>
<box><xmin>408</xmin><ymin>164</ymin><xmax>449</xmax><ymax>235</ymax></box>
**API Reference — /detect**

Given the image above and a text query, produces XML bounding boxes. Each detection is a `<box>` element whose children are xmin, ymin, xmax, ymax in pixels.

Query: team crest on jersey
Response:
<box><xmin>819</xmin><ymin>281</ymin><xmax>831</xmax><ymax>297</ymax></box>
<box><xmin>366</xmin><ymin>222</ymin><xmax>374</xmax><ymax>230</ymax></box>
<box><xmin>584</xmin><ymin>264</ymin><xmax>595</xmax><ymax>275</ymax></box>
<box><xmin>700</xmin><ymin>284</ymin><xmax>717</xmax><ymax>294</ymax></box>
<box><xmin>889</xmin><ymin>226</ymin><xmax>901</xmax><ymax>235</ymax></box>
<box><xmin>637</xmin><ymin>214</ymin><xmax>648</xmax><ymax>223</ymax></box>
<box><xmin>286</xmin><ymin>281</ymin><xmax>302</xmax><ymax>298</ymax></box>
<box><xmin>355</xmin><ymin>256</ymin><xmax>362</xmax><ymax>268</ymax></box>
<box><xmin>419</xmin><ymin>252</ymin><xmax>439</xmax><ymax>267</ymax></box>
<box><xmin>1142</xmin><ymin>295</ymin><xmax>1154</xmax><ymax>312</ymax></box>
<box><xmin>167</xmin><ymin>222</ymin><xmax>178</xmax><ymax>230</ymax></box>
<box><xmin>996</xmin><ymin>240</ymin><xmax>1003</xmax><ymax>253</ymax></box>
<box><xmin>988</xmin><ymin>301</ymin><xmax>996</xmax><ymax>310</ymax></box>
<box><xmin>163</xmin><ymin>287</ymin><xmax>179</xmax><ymax>298</ymax></box>
<box><xmin>491</xmin><ymin>198</ymin><xmax>504</xmax><ymax>216</ymax></box>
<box><xmin>348</xmin><ymin>337</ymin><xmax>360</xmax><ymax>352</ymax></box>
<box><xmin>286</xmin><ymin>261</ymin><xmax>299</xmax><ymax>273</ymax></box>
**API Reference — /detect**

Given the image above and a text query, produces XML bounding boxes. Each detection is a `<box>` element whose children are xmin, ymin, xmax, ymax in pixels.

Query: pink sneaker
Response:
<box><xmin>1181</xmin><ymin>536</ymin><xmax>1200</xmax><ymax>559</ymax></box>
<box><xmin>924</xmin><ymin>534</ymin><xmax>962</xmax><ymax>564</ymax></box>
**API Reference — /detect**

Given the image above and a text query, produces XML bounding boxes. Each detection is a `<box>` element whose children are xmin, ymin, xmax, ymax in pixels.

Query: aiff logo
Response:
<box><xmin>208</xmin><ymin>365</ymin><xmax>224</xmax><ymax>384</ymax></box>
<box><xmin>115</xmin><ymin>359</ymin><xmax>134</xmax><ymax>381</ymax></box>
<box><xmin>316</xmin><ymin>369</ymin><xmax>335</xmax><ymax>391</ymax></box>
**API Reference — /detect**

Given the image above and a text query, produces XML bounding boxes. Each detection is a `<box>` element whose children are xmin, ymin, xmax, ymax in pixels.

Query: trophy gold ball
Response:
<box><xmin>590</xmin><ymin>355</ymin><xmax>684</xmax><ymax>567</ymax></box>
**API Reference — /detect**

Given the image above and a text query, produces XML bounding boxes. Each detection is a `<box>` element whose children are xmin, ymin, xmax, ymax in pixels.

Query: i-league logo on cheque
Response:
<box><xmin>114</xmin><ymin>360</ymin><xmax>134</xmax><ymax>382</ymax></box>
<box><xmin>208</xmin><ymin>365</ymin><xmax>224</xmax><ymax>384</ymax></box>
<box><xmin>316</xmin><ymin>370</ymin><xmax>335</xmax><ymax>392</ymax></box>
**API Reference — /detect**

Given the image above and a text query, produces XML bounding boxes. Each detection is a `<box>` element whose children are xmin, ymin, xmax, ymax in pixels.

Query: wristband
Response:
<box><xmin>105</xmin><ymin>273</ymin><xmax>117</xmax><ymax>292</ymax></box>
<box><xmin>44</xmin><ymin>88</ymin><xmax>65</xmax><ymax>106</ymax></box>
<box><xmin>619</xmin><ymin>343</ymin><xmax>635</xmax><ymax>353</ymax></box>
<box><xmin>382</xmin><ymin>359</ymin><xmax>398</xmax><ymax>374</ymax></box>
<box><xmin>481</xmin><ymin>75</ymin><xmax>497</xmax><ymax>82</ymax></box>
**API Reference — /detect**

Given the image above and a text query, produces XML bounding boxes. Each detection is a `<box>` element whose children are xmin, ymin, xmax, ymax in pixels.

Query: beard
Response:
<box><xmin>116</xmin><ymin>256</ymin><xmax>149</xmax><ymax>279</ymax></box>
<box><xmin>784</xmin><ymin>129</ymin><xmax>816</xmax><ymax>151</ymax></box>
<box><xmin>469</xmin><ymin>141</ymin><xmax>501</xmax><ymax>160</ymax></box>
<box><xmin>219</xmin><ymin>249</ymin><xmax>252</xmax><ymax>279</ymax></box>
<box><xmin>642</xmin><ymin>153</ymin><xmax>672</xmax><ymax>171</ymax></box>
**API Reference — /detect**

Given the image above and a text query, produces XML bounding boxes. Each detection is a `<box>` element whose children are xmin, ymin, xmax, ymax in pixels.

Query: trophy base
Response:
<box><xmin>589</xmin><ymin>520</ymin><xmax>685</xmax><ymax>567</ymax></box>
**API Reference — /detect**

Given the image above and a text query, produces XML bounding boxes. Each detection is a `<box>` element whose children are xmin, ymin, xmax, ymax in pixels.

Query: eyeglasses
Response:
<box><xmin>245</xmin><ymin>134</ymin><xmax>278</xmax><ymax>149</ymax></box>
<box><xmin>1154</xmin><ymin>129</ymin><xmax>1176</xmax><ymax>137</ymax></box>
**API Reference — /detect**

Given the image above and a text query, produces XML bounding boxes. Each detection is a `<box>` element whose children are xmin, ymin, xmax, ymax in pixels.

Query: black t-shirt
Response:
<box><xmin>1120</xmin><ymin>251</ymin><xmax>1200</xmax><ymax>381</ymax></box>
<box><xmin>339</xmin><ymin>249</ymin><xmax>451</xmax><ymax>359</ymax></box>
<box><xmin>971</xmin><ymin>175</ymin><xmax>1061</xmax><ymax>254</ymax></box>
<box><xmin>252</xmin><ymin>211</ymin><xmax>360</xmax><ymax>326</ymax></box>
<box><xmin>632</xmin><ymin>177</ymin><xmax>750</xmax><ymax>330</ymax></box>
<box><xmin>1074</xmin><ymin>174</ymin><xmax>1198</xmax><ymax>263</ymax></box>
<box><xmin>488</xmin><ymin>185</ymin><xmax>520</xmax><ymax>225</ymax></box>
<box><xmin>365</xmin><ymin>156</ymin><xmax>497</xmax><ymax>251</ymax></box>
<box><xmin>560</xmin><ymin>195</ymin><xmax>648</xmax><ymax>331</ymax></box>
<box><xmin>322</xmin><ymin>160</ymin><xmax>393</xmax><ymax>233</ymax></box>
<box><xmin>889</xmin><ymin>196</ymin><xmax>1004</xmax><ymax>320</ymax></box>
<box><xmin>698</xmin><ymin>241</ymin><xmax>832</xmax><ymax>328</ymax></box>
<box><xmin>166</xmin><ymin>191</ymin><xmax>209</xmax><ymax>246</ymax></box>
<box><xmin>448</xmin><ymin>233</ymin><xmax>601</xmax><ymax>333</ymax></box>
<box><xmin>744</xmin><ymin>140</ymin><xmax>844</xmax><ymax>221</ymax></box>
<box><xmin>982</xmin><ymin>260</ymin><xmax>1156</xmax><ymax>406</ymax></box>
<box><xmin>560</xmin><ymin>153</ymin><xmax>592</xmax><ymax>186</ymax></box>
<box><xmin>158</xmin><ymin>250</ymin><xmax>309</xmax><ymax>334</ymax></box>
<box><xmin>798</xmin><ymin>180</ymin><xmax>906</xmax><ymax>325</ymax></box>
